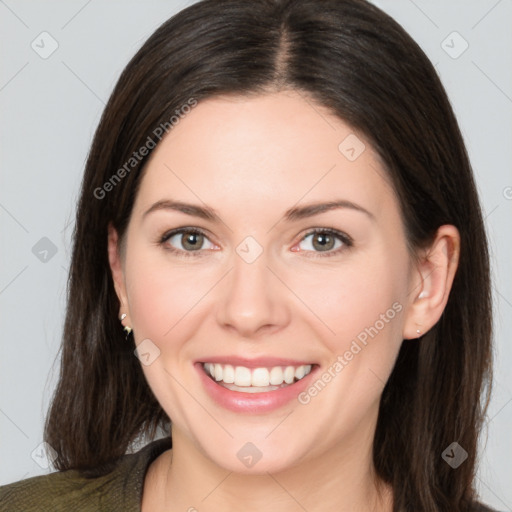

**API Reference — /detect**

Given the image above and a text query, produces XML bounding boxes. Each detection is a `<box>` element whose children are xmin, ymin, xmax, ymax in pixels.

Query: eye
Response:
<box><xmin>160</xmin><ymin>228</ymin><xmax>217</xmax><ymax>256</ymax></box>
<box><xmin>294</xmin><ymin>228</ymin><xmax>352</xmax><ymax>257</ymax></box>
<box><xmin>159</xmin><ymin>227</ymin><xmax>352</xmax><ymax>258</ymax></box>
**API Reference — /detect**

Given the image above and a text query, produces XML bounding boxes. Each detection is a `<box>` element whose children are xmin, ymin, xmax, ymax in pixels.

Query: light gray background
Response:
<box><xmin>1</xmin><ymin>0</ymin><xmax>511</xmax><ymax>509</ymax></box>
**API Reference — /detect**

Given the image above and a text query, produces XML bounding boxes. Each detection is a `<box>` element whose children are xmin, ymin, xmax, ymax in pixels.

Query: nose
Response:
<box><xmin>215</xmin><ymin>250</ymin><xmax>291</xmax><ymax>339</ymax></box>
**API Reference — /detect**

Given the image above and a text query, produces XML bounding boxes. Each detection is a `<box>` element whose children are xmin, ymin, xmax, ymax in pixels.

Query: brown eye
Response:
<box><xmin>180</xmin><ymin>231</ymin><xmax>205</xmax><ymax>251</ymax></box>
<box><xmin>296</xmin><ymin>229</ymin><xmax>352</xmax><ymax>256</ymax></box>
<box><xmin>162</xmin><ymin>228</ymin><xmax>216</xmax><ymax>254</ymax></box>
<box><xmin>311</xmin><ymin>232</ymin><xmax>336</xmax><ymax>251</ymax></box>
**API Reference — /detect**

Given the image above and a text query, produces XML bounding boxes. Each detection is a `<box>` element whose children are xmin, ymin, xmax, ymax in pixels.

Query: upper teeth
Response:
<box><xmin>203</xmin><ymin>363</ymin><xmax>313</xmax><ymax>387</ymax></box>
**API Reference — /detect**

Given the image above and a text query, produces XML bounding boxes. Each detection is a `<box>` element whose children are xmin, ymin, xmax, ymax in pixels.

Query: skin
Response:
<box><xmin>108</xmin><ymin>90</ymin><xmax>460</xmax><ymax>512</ymax></box>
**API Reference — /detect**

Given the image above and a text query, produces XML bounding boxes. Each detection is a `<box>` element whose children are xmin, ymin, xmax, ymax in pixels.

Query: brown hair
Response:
<box><xmin>44</xmin><ymin>1</ymin><xmax>493</xmax><ymax>510</ymax></box>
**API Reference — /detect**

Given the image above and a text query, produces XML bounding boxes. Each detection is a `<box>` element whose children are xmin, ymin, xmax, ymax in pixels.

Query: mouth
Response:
<box><xmin>201</xmin><ymin>362</ymin><xmax>314</xmax><ymax>393</ymax></box>
<box><xmin>195</xmin><ymin>356</ymin><xmax>319</xmax><ymax>413</ymax></box>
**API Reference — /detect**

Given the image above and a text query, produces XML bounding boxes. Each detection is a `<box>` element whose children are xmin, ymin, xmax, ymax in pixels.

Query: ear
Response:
<box><xmin>107</xmin><ymin>223</ymin><xmax>131</xmax><ymax>327</ymax></box>
<box><xmin>402</xmin><ymin>225</ymin><xmax>460</xmax><ymax>339</ymax></box>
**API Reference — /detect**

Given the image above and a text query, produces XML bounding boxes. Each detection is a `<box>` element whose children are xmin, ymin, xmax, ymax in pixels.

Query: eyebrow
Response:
<box><xmin>143</xmin><ymin>200</ymin><xmax>221</xmax><ymax>222</ymax></box>
<box><xmin>284</xmin><ymin>200</ymin><xmax>374</xmax><ymax>222</ymax></box>
<box><xmin>143</xmin><ymin>199</ymin><xmax>374</xmax><ymax>222</ymax></box>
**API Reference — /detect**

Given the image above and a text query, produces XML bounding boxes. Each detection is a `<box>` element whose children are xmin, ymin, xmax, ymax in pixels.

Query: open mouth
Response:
<box><xmin>202</xmin><ymin>362</ymin><xmax>314</xmax><ymax>393</ymax></box>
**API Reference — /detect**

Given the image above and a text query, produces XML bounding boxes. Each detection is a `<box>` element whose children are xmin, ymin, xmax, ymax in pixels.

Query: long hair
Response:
<box><xmin>44</xmin><ymin>1</ymin><xmax>492</xmax><ymax>510</ymax></box>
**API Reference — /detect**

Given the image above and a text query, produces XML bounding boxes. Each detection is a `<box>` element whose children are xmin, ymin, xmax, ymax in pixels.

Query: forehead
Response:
<box><xmin>134</xmin><ymin>91</ymin><xmax>397</xmax><ymax>223</ymax></box>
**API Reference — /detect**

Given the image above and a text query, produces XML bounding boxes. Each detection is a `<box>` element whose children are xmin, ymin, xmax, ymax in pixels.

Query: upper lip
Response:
<box><xmin>197</xmin><ymin>356</ymin><xmax>316</xmax><ymax>369</ymax></box>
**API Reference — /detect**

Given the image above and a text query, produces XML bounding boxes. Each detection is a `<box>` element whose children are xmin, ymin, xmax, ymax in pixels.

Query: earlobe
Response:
<box><xmin>402</xmin><ymin>225</ymin><xmax>460</xmax><ymax>340</ymax></box>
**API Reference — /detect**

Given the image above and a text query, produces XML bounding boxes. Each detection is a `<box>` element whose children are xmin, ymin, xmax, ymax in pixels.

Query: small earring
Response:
<box><xmin>119</xmin><ymin>314</ymin><xmax>132</xmax><ymax>339</ymax></box>
<box><xmin>416</xmin><ymin>328</ymin><xmax>421</xmax><ymax>335</ymax></box>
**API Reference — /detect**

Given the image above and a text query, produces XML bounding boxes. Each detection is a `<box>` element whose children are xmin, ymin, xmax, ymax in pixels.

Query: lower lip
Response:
<box><xmin>195</xmin><ymin>363</ymin><xmax>318</xmax><ymax>413</ymax></box>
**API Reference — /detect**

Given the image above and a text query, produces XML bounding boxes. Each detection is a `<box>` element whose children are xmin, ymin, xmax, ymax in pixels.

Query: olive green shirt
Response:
<box><xmin>0</xmin><ymin>437</ymin><xmax>501</xmax><ymax>511</ymax></box>
<box><xmin>0</xmin><ymin>437</ymin><xmax>172</xmax><ymax>511</ymax></box>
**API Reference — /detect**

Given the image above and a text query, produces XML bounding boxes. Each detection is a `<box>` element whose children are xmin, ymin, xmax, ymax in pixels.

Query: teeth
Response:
<box><xmin>284</xmin><ymin>366</ymin><xmax>295</xmax><ymax>384</ymax></box>
<box><xmin>252</xmin><ymin>368</ymin><xmax>269</xmax><ymax>387</ymax></box>
<box><xmin>214</xmin><ymin>364</ymin><xmax>223</xmax><ymax>381</ymax></box>
<box><xmin>234</xmin><ymin>366</ymin><xmax>252</xmax><ymax>386</ymax></box>
<box><xmin>269</xmin><ymin>366</ymin><xmax>284</xmax><ymax>385</ymax></box>
<box><xmin>203</xmin><ymin>362</ymin><xmax>313</xmax><ymax>388</ymax></box>
<box><xmin>223</xmin><ymin>364</ymin><xmax>235</xmax><ymax>384</ymax></box>
<box><xmin>221</xmin><ymin>382</ymin><xmax>282</xmax><ymax>393</ymax></box>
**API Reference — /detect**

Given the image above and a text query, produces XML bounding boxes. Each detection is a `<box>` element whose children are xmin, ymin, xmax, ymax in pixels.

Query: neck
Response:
<box><xmin>144</xmin><ymin>423</ymin><xmax>393</xmax><ymax>512</ymax></box>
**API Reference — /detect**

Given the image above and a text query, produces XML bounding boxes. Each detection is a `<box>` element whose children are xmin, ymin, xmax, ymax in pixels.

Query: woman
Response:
<box><xmin>0</xmin><ymin>0</ymin><xmax>498</xmax><ymax>510</ymax></box>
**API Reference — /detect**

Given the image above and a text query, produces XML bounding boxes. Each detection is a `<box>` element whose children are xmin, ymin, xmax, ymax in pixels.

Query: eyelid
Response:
<box><xmin>159</xmin><ymin>226</ymin><xmax>353</xmax><ymax>258</ymax></box>
<box><xmin>291</xmin><ymin>227</ymin><xmax>353</xmax><ymax>258</ymax></box>
<box><xmin>159</xmin><ymin>227</ymin><xmax>217</xmax><ymax>257</ymax></box>
<box><xmin>160</xmin><ymin>226</ymin><xmax>210</xmax><ymax>243</ymax></box>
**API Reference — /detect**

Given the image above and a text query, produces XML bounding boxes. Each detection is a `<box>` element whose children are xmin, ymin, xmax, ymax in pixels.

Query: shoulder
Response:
<box><xmin>0</xmin><ymin>470</ymin><xmax>103</xmax><ymax>512</ymax></box>
<box><xmin>0</xmin><ymin>437</ymin><xmax>172</xmax><ymax>512</ymax></box>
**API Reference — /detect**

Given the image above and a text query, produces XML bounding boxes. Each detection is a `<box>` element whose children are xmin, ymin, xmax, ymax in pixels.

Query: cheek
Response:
<box><xmin>285</xmin><ymin>251</ymin><xmax>408</xmax><ymax>374</ymax></box>
<box><xmin>301</xmin><ymin>261</ymin><xmax>403</xmax><ymax>332</ymax></box>
<box><xmin>288</xmin><ymin>260</ymin><xmax>407</xmax><ymax>426</ymax></box>
<box><xmin>124</xmin><ymin>249</ymin><xmax>219</xmax><ymax>351</ymax></box>
<box><xmin>126</xmin><ymin>260</ymin><xmax>178</xmax><ymax>339</ymax></box>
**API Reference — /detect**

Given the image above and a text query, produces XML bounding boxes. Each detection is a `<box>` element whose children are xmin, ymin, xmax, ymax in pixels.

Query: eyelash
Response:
<box><xmin>159</xmin><ymin>227</ymin><xmax>353</xmax><ymax>259</ymax></box>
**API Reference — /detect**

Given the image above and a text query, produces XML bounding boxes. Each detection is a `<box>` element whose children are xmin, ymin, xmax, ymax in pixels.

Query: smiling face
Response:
<box><xmin>109</xmin><ymin>90</ymin><xmax>425</xmax><ymax>475</ymax></box>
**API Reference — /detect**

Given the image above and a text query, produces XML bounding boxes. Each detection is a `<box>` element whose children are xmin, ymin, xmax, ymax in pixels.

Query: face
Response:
<box><xmin>111</xmin><ymin>90</ymin><xmax>421</xmax><ymax>474</ymax></box>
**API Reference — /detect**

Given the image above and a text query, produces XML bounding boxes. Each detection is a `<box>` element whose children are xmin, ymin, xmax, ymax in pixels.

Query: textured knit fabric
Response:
<box><xmin>0</xmin><ymin>437</ymin><xmax>172</xmax><ymax>512</ymax></box>
<box><xmin>0</xmin><ymin>437</ymin><xmax>501</xmax><ymax>511</ymax></box>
